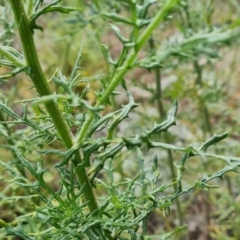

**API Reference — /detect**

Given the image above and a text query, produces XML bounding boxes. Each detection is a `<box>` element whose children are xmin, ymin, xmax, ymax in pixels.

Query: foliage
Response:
<box><xmin>0</xmin><ymin>0</ymin><xmax>240</xmax><ymax>239</ymax></box>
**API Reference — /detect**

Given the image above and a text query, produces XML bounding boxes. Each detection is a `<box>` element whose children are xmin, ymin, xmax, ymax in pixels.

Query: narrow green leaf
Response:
<box><xmin>100</xmin><ymin>44</ymin><xmax>117</xmax><ymax>66</ymax></box>
<box><xmin>110</xmin><ymin>24</ymin><xmax>129</xmax><ymax>43</ymax></box>
<box><xmin>101</xmin><ymin>12</ymin><xmax>134</xmax><ymax>25</ymax></box>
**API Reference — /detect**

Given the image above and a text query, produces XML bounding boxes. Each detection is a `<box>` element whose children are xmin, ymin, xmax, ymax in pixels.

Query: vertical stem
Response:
<box><xmin>76</xmin><ymin>0</ymin><xmax>180</xmax><ymax>144</ymax></box>
<box><xmin>193</xmin><ymin>60</ymin><xmax>213</xmax><ymax>136</ymax></box>
<box><xmin>148</xmin><ymin>37</ymin><xmax>183</xmax><ymax>226</ymax></box>
<box><xmin>183</xmin><ymin>2</ymin><xmax>213</xmax><ymax>234</ymax></box>
<box><xmin>9</xmin><ymin>0</ymin><xmax>98</xmax><ymax>215</ymax></box>
<box><xmin>193</xmin><ymin>60</ymin><xmax>212</xmax><ymax>238</ymax></box>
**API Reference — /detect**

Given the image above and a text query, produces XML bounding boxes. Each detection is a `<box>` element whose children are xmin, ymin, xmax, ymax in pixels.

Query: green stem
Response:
<box><xmin>184</xmin><ymin>3</ymin><xmax>212</xmax><ymax>234</ymax></box>
<box><xmin>76</xmin><ymin>0</ymin><xmax>180</xmax><ymax>144</ymax></box>
<box><xmin>148</xmin><ymin>37</ymin><xmax>183</xmax><ymax>226</ymax></box>
<box><xmin>9</xmin><ymin>0</ymin><xmax>98</xmax><ymax>214</ymax></box>
<box><xmin>99</xmin><ymin>0</ymin><xmax>178</xmax><ymax>106</ymax></box>
<box><xmin>193</xmin><ymin>60</ymin><xmax>213</xmax><ymax>136</ymax></box>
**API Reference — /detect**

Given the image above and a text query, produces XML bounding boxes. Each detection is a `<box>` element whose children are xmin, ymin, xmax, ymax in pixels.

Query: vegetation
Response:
<box><xmin>0</xmin><ymin>0</ymin><xmax>240</xmax><ymax>239</ymax></box>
